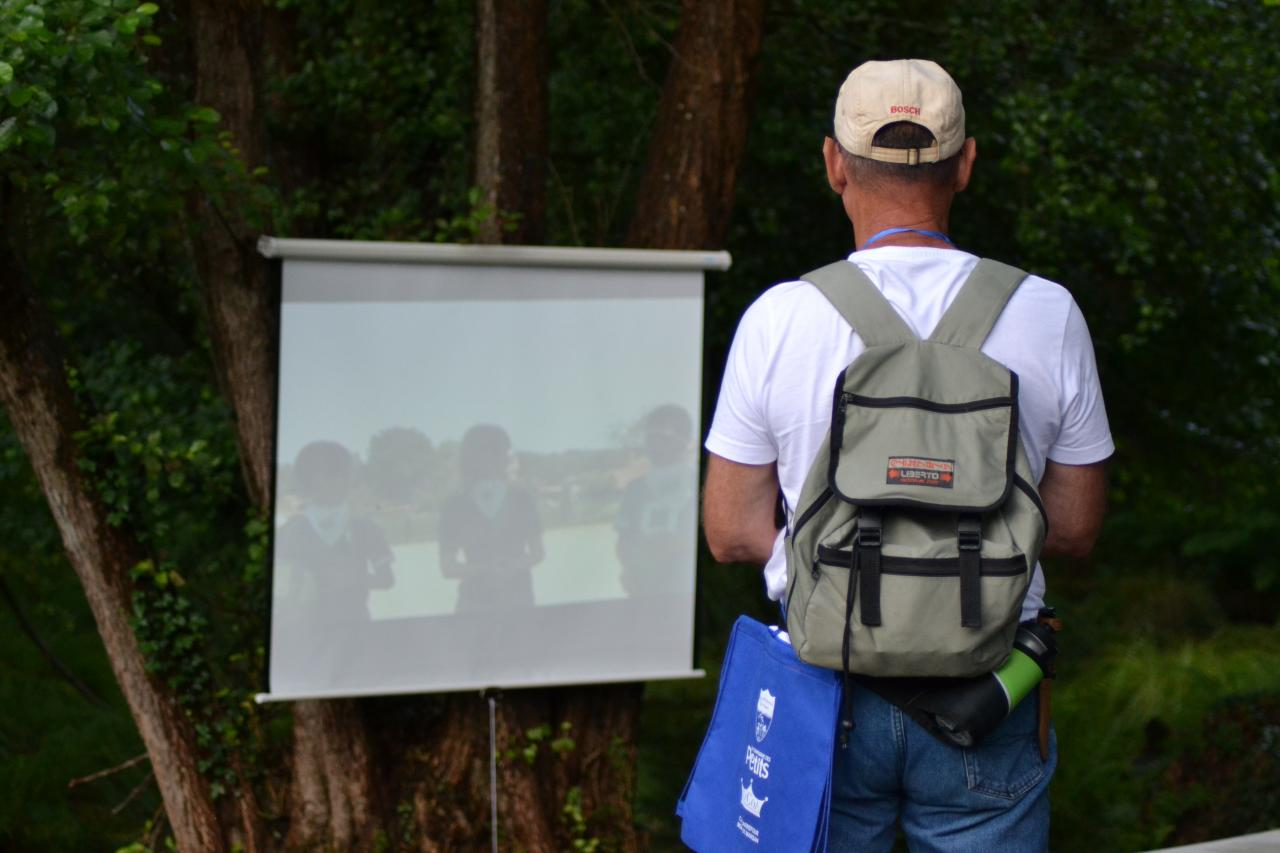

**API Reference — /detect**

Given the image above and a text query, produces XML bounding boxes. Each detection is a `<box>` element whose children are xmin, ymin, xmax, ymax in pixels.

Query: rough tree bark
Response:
<box><xmin>474</xmin><ymin>0</ymin><xmax>549</xmax><ymax>244</ymax></box>
<box><xmin>0</xmin><ymin>185</ymin><xmax>224</xmax><ymax>852</ymax></box>
<box><xmin>627</xmin><ymin>0</ymin><xmax>766</xmax><ymax>250</ymax></box>
<box><xmin>187</xmin><ymin>0</ymin><xmax>278</xmax><ymax>512</ymax></box>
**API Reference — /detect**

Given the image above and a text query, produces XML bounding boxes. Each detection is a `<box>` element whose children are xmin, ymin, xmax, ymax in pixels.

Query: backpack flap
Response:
<box><xmin>829</xmin><ymin>342</ymin><xmax>1017</xmax><ymax>513</ymax></box>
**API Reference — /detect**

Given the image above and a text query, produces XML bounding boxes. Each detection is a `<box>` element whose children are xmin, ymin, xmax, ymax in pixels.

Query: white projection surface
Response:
<box><xmin>259</xmin><ymin>240</ymin><xmax>724</xmax><ymax>700</ymax></box>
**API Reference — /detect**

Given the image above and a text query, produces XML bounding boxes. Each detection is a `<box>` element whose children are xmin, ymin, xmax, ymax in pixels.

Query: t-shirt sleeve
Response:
<box><xmin>705</xmin><ymin>297</ymin><xmax>778</xmax><ymax>465</ymax></box>
<box><xmin>1048</xmin><ymin>300</ymin><xmax>1115</xmax><ymax>465</ymax></box>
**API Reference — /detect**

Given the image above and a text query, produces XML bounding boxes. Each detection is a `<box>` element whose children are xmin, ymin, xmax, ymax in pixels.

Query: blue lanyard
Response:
<box><xmin>862</xmin><ymin>227</ymin><xmax>956</xmax><ymax>248</ymax></box>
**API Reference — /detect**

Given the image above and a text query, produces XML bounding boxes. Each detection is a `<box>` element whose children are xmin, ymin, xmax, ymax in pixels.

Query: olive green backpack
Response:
<box><xmin>784</xmin><ymin>258</ymin><xmax>1048</xmax><ymax>681</ymax></box>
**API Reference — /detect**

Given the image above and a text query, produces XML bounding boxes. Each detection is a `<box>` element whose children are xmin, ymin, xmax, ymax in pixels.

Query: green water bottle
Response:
<box><xmin>927</xmin><ymin>620</ymin><xmax>1058</xmax><ymax>747</ymax></box>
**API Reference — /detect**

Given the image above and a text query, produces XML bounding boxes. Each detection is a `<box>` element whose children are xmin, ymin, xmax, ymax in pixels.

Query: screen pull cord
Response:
<box><xmin>485</xmin><ymin>688</ymin><xmax>500</xmax><ymax>853</ymax></box>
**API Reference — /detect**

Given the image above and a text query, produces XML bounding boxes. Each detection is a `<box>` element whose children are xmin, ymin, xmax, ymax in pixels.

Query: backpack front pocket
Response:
<box><xmin>812</xmin><ymin>545</ymin><xmax>1028</xmax><ymax>677</ymax></box>
<box><xmin>830</xmin><ymin>376</ymin><xmax>1018</xmax><ymax>514</ymax></box>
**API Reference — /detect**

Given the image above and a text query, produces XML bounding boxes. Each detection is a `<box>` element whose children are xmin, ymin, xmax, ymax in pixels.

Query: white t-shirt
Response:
<box><xmin>705</xmin><ymin>247</ymin><xmax>1114</xmax><ymax>620</ymax></box>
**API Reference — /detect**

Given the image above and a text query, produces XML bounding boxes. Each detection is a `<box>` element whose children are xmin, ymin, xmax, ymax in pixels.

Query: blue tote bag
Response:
<box><xmin>677</xmin><ymin>615</ymin><xmax>842</xmax><ymax>852</ymax></box>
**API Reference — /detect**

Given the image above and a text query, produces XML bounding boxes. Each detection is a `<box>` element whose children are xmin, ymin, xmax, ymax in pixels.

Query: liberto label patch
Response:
<box><xmin>887</xmin><ymin>456</ymin><xmax>955</xmax><ymax>488</ymax></box>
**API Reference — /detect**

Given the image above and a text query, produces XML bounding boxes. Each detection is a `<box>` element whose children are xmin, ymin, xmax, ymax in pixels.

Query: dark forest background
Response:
<box><xmin>1</xmin><ymin>0</ymin><xmax>1278</xmax><ymax>850</ymax></box>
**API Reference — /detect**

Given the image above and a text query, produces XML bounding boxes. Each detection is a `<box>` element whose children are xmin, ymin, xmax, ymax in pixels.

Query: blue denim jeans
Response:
<box><xmin>827</xmin><ymin>682</ymin><xmax>1056</xmax><ymax>852</ymax></box>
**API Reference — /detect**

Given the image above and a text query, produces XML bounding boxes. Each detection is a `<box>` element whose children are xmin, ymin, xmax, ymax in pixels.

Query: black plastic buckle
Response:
<box><xmin>857</xmin><ymin>515</ymin><xmax>882</xmax><ymax>548</ymax></box>
<box><xmin>957</xmin><ymin>517</ymin><xmax>982</xmax><ymax>551</ymax></box>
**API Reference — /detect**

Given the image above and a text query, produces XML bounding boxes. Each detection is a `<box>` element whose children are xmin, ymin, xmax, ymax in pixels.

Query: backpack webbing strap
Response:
<box><xmin>856</xmin><ymin>511</ymin><xmax>883</xmax><ymax>627</ymax></box>
<box><xmin>927</xmin><ymin>258</ymin><xmax>1028</xmax><ymax>349</ymax></box>
<box><xmin>958</xmin><ymin>515</ymin><xmax>983</xmax><ymax>629</ymax></box>
<box><xmin>802</xmin><ymin>261</ymin><xmax>916</xmax><ymax>347</ymax></box>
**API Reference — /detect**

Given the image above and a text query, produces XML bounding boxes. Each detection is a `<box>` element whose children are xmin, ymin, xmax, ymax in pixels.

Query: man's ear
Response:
<box><xmin>823</xmin><ymin>137</ymin><xmax>848</xmax><ymax>194</ymax></box>
<box><xmin>954</xmin><ymin>137</ymin><xmax>977</xmax><ymax>192</ymax></box>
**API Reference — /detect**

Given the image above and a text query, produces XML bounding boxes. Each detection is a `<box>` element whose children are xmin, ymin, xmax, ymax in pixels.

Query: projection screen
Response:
<box><xmin>256</xmin><ymin>238</ymin><xmax>727</xmax><ymax>701</ymax></box>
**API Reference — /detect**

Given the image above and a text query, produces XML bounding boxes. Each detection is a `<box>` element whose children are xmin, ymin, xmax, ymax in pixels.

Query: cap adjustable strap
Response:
<box><xmin>867</xmin><ymin>143</ymin><xmax>943</xmax><ymax>165</ymax></box>
<box><xmin>957</xmin><ymin>515</ymin><xmax>983</xmax><ymax>628</ymax></box>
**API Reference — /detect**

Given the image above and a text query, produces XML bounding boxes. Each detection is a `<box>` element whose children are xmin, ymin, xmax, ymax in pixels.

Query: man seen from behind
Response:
<box><xmin>702</xmin><ymin>59</ymin><xmax>1113</xmax><ymax>851</ymax></box>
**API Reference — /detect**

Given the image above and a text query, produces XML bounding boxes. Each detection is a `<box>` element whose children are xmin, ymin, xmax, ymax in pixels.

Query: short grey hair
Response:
<box><xmin>840</xmin><ymin>121</ymin><xmax>962</xmax><ymax>189</ymax></box>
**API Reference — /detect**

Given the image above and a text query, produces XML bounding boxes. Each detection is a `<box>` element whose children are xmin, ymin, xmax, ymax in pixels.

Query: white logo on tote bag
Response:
<box><xmin>754</xmin><ymin>689</ymin><xmax>776</xmax><ymax>742</ymax></box>
<box><xmin>739</xmin><ymin>779</ymin><xmax>769</xmax><ymax>817</ymax></box>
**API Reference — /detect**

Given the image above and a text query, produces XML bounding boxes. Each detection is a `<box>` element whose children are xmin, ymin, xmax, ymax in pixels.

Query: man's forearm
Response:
<box><xmin>1038</xmin><ymin>460</ymin><xmax>1107</xmax><ymax>558</ymax></box>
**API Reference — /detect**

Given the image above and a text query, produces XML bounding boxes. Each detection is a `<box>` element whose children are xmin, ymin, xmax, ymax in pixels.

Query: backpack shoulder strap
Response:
<box><xmin>926</xmin><ymin>258</ymin><xmax>1029</xmax><ymax>349</ymax></box>
<box><xmin>801</xmin><ymin>260</ymin><xmax>916</xmax><ymax>346</ymax></box>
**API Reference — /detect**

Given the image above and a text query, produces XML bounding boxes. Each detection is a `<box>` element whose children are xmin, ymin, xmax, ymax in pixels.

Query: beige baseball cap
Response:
<box><xmin>833</xmin><ymin>59</ymin><xmax>965</xmax><ymax>165</ymax></box>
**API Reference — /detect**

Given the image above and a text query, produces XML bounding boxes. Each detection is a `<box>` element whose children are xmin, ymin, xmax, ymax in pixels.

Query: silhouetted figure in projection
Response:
<box><xmin>614</xmin><ymin>405</ymin><xmax>697</xmax><ymax>596</ymax></box>
<box><xmin>277</xmin><ymin>441</ymin><xmax>394</xmax><ymax>625</ymax></box>
<box><xmin>439</xmin><ymin>424</ymin><xmax>544</xmax><ymax>612</ymax></box>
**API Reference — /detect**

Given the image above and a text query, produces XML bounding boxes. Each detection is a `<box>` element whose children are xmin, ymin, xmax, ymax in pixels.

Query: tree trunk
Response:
<box><xmin>474</xmin><ymin>0</ymin><xmax>549</xmax><ymax>244</ymax></box>
<box><xmin>187</xmin><ymin>0</ymin><xmax>278</xmax><ymax>512</ymax></box>
<box><xmin>0</xmin><ymin>188</ymin><xmax>224</xmax><ymax>853</ymax></box>
<box><xmin>626</xmin><ymin>0</ymin><xmax>766</xmax><ymax>250</ymax></box>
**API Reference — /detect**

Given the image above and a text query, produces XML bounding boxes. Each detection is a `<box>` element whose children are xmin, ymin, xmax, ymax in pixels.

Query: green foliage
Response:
<box><xmin>1051</xmin><ymin>625</ymin><xmax>1280</xmax><ymax>850</ymax></box>
<box><xmin>1156</xmin><ymin>693</ymin><xmax>1280</xmax><ymax>844</ymax></box>
<box><xmin>0</xmin><ymin>0</ymin><xmax>252</xmax><ymax>840</ymax></box>
<box><xmin>944</xmin><ymin>0</ymin><xmax>1280</xmax><ymax>605</ymax></box>
<box><xmin>2</xmin><ymin>0</ymin><xmax>186</xmax><ymax>242</ymax></box>
<box><xmin>502</xmin><ymin>720</ymin><xmax>575</xmax><ymax>766</ymax></box>
<box><xmin>68</xmin><ymin>340</ymin><xmax>268</xmax><ymax>804</ymax></box>
<box><xmin>546</xmin><ymin>0</ymin><xmax>679</xmax><ymax>246</ymax></box>
<box><xmin>562</xmin><ymin>785</ymin><xmax>602</xmax><ymax>853</ymax></box>
<box><xmin>0</xmin><ymin>422</ymin><xmax>155</xmax><ymax>848</ymax></box>
<box><xmin>268</xmin><ymin>0</ymin><xmax>474</xmax><ymax>240</ymax></box>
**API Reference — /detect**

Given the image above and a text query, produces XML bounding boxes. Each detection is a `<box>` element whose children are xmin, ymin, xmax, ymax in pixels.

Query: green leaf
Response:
<box><xmin>6</xmin><ymin>86</ymin><xmax>32</xmax><ymax>107</ymax></box>
<box><xmin>137</xmin><ymin>2</ymin><xmax>160</xmax><ymax>14</ymax></box>
<box><xmin>0</xmin><ymin>61</ymin><xmax>12</xmax><ymax>84</ymax></box>
<box><xmin>188</xmin><ymin>105</ymin><xmax>220</xmax><ymax>124</ymax></box>
<box><xmin>0</xmin><ymin>117</ymin><xmax>16</xmax><ymax>152</ymax></box>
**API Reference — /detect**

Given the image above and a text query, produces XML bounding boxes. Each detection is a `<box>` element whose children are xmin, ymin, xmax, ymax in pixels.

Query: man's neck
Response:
<box><xmin>849</xmin><ymin>192</ymin><xmax>955</xmax><ymax>251</ymax></box>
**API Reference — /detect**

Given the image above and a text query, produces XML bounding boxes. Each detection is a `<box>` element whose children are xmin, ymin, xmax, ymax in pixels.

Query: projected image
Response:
<box><xmin>614</xmin><ymin>404</ymin><xmax>697</xmax><ymax>597</ymax></box>
<box><xmin>268</xmin><ymin>257</ymin><xmax>705</xmax><ymax>695</ymax></box>
<box><xmin>274</xmin><ymin>404</ymin><xmax>697</xmax><ymax>624</ymax></box>
<box><xmin>273</xmin><ymin>282</ymin><xmax>701</xmax><ymax>629</ymax></box>
<box><xmin>440</xmin><ymin>423</ymin><xmax>543</xmax><ymax>612</ymax></box>
<box><xmin>275</xmin><ymin>441</ymin><xmax>394</xmax><ymax>627</ymax></box>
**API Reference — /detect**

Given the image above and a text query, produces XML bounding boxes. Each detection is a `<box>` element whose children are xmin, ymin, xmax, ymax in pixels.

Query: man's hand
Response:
<box><xmin>703</xmin><ymin>453</ymin><xmax>781</xmax><ymax>565</ymax></box>
<box><xmin>1038</xmin><ymin>459</ymin><xmax>1107</xmax><ymax>558</ymax></box>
